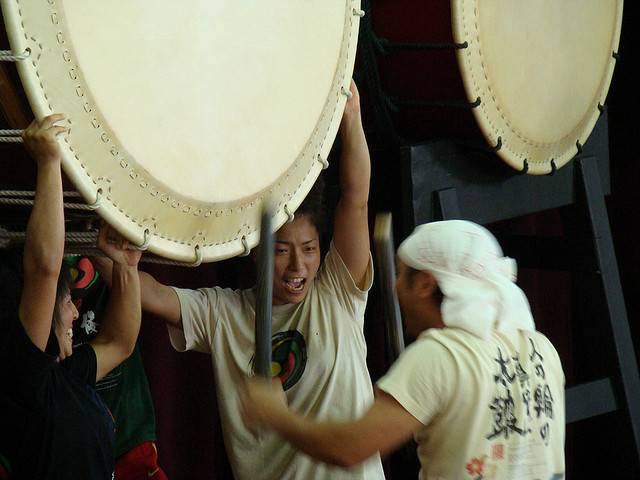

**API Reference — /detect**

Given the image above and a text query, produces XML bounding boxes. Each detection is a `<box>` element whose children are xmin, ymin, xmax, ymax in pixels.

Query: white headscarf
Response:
<box><xmin>397</xmin><ymin>220</ymin><xmax>535</xmax><ymax>339</ymax></box>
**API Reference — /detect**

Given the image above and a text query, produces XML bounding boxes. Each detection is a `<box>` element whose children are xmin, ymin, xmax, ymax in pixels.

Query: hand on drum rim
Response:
<box><xmin>96</xmin><ymin>224</ymin><xmax>142</xmax><ymax>268</ymax></box>
<box><xmin>21</xmin><ymin>114</ymin><xmax>68</xmax><ymax>166</ymax></box>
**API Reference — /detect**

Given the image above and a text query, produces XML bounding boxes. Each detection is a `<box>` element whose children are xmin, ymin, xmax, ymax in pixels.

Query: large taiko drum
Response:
<box><xmin>366</xmin><ymin>0</ymin><xmax>623</xmax><ymax>174</ymax></box>
<box><xmin>1</xmin><ymin>0</ymin><xmax>363</xmax><ymax>263</ymax></box>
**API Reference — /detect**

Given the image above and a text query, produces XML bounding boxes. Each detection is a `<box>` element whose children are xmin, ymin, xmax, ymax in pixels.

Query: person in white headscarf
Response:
<box><xmin>239</xmin><ymin>220</ymin><xmax>566</xmax><ymax>480</ymax></box>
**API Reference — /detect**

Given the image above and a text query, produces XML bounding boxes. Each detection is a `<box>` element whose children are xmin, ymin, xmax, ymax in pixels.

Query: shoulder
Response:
<box><xmin>60</xmin><ymin>343</ymin><xmax>98</xmax><ymax>386</ymax></box>
<box><xmin>396</xmin><ymin>329</ymin><xmax>491</xmax><ymax>377</ymax></box>
<box><xmin>2</xmin><ymin>313</ymin><xmax>59</xmax><ymax>360</ymax></box>
<box><xmin>0</xmin><ymin>314</ymin><xmax>59</xmax><ymax>386</ymax></box>
<box><xmin>413</xmin><ymin>328</ymin><xmax>473</xmax><ymax>353</ymax></box>
<box><xmin>172</xmin><ymin>285</ymin><xmax>251</xmax><ymax>306</ymax></box>
<box><xmin>386</xmin><ymin>331</ymin><xmax>459</xmax><ymax>382</ymax></box>
<box><xmin>173</xmin><ymin>285</ymin><xmax>257</xmax><ymax>328</ymax></box>
<box><xmin>316</xmin><ymin>242</ymin><xmax>373</xmax><ymax>293</ymax></box>
<box><xmin>519</xmin><ymin>329</ymin><xmax>565</xmax><ymax>374</ymax></box>
<box><xmin>377</xmin><ymin>331</ymin><xmax>456</xmax><ymax>424</ymax></box>
<box><xmin>524</xmin><ymin>329</ymin><xmax>561</xmax><ymax>353</ymax></box>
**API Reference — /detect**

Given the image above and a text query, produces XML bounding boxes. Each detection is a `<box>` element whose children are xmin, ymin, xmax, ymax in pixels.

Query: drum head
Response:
<box><xmin>1</xmin><ymin>0</ymin><xmax>361</xmax><ymax>262</ymax></box>
<box><xmin>452</xmin><ymin>0</ymin><xmax>622</xmax><ymax>174</ymax></box>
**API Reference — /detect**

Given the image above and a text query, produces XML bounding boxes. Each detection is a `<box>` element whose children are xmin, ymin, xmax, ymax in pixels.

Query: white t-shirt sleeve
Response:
<box><xmin>376</xmin><ymin>335</ymin><xmax>453</xmax><ymax>426</ymax></box>
<box><xmin>319</xmin><ymin>242</ymin><xmax>373</xmax><ymax>323</ymax></box>
<box><xmin>167</xmin><ymin>286</ymin><xmax>217</xmax><ymax>354</ymax></box>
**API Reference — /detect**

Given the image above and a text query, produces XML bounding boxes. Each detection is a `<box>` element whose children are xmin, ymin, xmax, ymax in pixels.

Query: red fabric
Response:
<box><xmin>114</xmin><ymin>441</ymin><xmax>169</xmax><ymax>480</ymax></box>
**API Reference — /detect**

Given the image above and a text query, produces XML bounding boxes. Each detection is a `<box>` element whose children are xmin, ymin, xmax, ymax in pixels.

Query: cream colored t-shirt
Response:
<box><xmin>168</xmin><ymin>243</ymin><xmax>385</xmax><ymax>480</ymax></box>
<box><xmin>377</xmin><ymin>328</ymin><xmax>565</xmax><ymax>480</ymax></box>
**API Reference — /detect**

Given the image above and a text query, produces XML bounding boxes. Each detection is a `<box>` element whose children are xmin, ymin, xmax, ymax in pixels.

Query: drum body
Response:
<box><xmin>1</xmin><ymin>0</ymin><xmax>362</xmax><ymax>262</ymax></box>
<box><xmin>368</xmin><ymin>0</ymin><xmax>623</xmax><ymax>174</ymax></box>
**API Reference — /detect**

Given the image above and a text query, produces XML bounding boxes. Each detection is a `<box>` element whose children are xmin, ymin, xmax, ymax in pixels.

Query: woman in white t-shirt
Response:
<box><xmin>94</xmin><ymin>80</ymin><xmax>386</xmax><ymax>480</ymax></box>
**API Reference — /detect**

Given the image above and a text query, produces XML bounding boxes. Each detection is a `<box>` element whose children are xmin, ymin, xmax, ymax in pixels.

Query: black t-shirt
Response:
<box><xmin>69</xmin><ymin>256</ymin><xmax>156</xmax><ymax>457</ymax></box>
<box><xmin>0</xmin><ymin>313</ymin><xmax>115</xmax><ymax>479</ymax></box>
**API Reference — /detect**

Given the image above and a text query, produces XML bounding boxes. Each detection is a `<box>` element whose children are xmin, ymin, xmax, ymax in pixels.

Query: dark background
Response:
<box><xmin>1</xmin><ymin>2</ymin><xmax>639</xmax><ymax>479</ymax></box>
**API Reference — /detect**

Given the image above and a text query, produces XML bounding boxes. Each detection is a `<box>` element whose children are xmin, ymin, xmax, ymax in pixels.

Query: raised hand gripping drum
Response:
<box><xmin>1</xmin><ymin>0</ymin><xmax>363</xmax><ymax>262</ymax></box>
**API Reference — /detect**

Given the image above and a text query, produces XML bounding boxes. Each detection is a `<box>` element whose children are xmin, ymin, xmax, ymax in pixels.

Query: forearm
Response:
<box><xmin>93</xmin><ymin>257</ymin><xmax>182</xmax><ymax>327</ymax></box>
<box><xmin>333</xmin><ymin>107</ymin><xmax>371</xmax><ymax>287</ymax></box>
<box><xmin>20</xmin><ymin>161</ymin><xmax>64</xmax><ymax>349</ymax></box>
<box><xmin>23</xmin><ymin>162</ymin><xmax>65</xmax><ymax>276</ymax></box>
<box><xmin>270</xmin><ymin>412</ymin><xmax>372</xmax><ymax>468</ymax></box>
<box><xmin>241</xmin><ymin>378</ymin><xmax>419</xmax><ymax>468</ymax></box>
<box><xmin>258</xmin><ymin>391</ymin><xmax>419</xmax><ymax>468</ymax></box>
<box><xmin>21</xmin><ymin>115</ymin><xmax>67</xmax><ymax>279</ymax></box>
<box><xmin>338</xmin><ymin>113</ymin><xmax>371</xmax><ymax>209</ymax></box>
<box><xmin>95</xmin><ymin>262</ymin><xmax>141</xmax><ymax>357</ymax></box>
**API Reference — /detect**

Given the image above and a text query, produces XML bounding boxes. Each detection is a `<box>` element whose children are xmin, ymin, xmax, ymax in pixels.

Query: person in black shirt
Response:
<box><xmin>0</xmin><ymin>114</ymin><xmax>143</xmax><ymax>479</ymax></box>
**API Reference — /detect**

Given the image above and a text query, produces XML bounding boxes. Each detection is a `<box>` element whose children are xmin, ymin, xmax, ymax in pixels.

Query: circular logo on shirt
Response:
<box><xmin>272</xmin><ymin>330</ymin><xmax>307</xmax><ymax>390</ymax></box>
<box><xmin>249</xmin><ymin>330</ymin><xmax>307</xmax><ymax>391</ymax></box>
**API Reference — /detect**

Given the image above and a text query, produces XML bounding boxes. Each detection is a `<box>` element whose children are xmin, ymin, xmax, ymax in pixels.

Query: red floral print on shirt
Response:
<box><xmin>466</xmin><ymin>457</ymin><xmax>485</xmax><ymax>476</ymax></box>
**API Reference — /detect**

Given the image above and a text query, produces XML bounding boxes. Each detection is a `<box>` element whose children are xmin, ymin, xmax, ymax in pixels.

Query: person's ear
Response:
<box><xmin>414</xmin><ymin>271</ymin><xmax>439</xmax><ymax>299</ymax></box>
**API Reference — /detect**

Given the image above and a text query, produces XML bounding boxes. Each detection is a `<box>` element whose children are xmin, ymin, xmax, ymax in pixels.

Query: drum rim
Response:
<box><xmin>1</xmin><ymin>0</ymin><xmax>362</xmax><ymax>262</ymax></box>
<box><xmin>452</xmin><ymin>0</ymin><xmax>623</xmax><ymax>175</ymax></box>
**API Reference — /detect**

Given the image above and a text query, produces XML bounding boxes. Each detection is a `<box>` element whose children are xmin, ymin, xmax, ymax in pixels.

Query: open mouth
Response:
<box><xmin>66</xmin><ymin>328</ymin><xmax>73</xmax><ymax>340</ymax></box>
<box><xmin>284</xmin><ymin>278</ymin><xmax>305</xmax><ymax>293</ymax></box>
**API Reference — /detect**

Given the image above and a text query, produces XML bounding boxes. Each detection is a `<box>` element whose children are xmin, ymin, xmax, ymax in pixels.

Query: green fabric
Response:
<box><xmin>68</xmin><ymin>256</ymin><xmax>156</xmax><ymax>457</ymax></box>
<box><xmin>95</xmin><ymin>346</ymin><xmax>156</xmax><ymax>457</ymax></box>
<box><xmin>0</xmin><ymin>452</ymin><xmax>11</xmax><ymax>475</ymax></box>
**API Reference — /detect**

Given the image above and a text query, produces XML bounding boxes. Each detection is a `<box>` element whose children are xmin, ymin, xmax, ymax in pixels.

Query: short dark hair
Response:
<box><xmin>295</xmin><ymin>175</ymin><xmax>328</xmax><ymax>241</ymax></box>
<box><xmin>52</xmin><ymin>262</ymin><xmax>73</xmax><ymax>331</ymax></box>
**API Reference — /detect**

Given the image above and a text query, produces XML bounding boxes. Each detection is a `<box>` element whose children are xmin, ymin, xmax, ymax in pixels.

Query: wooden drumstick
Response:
<box><xmin>254</xmin><ymin>205</ymin><xmax>274</xmax><ymax>378</ymax></box>
<box><xmin>375</xmin><ymin>212</ymin><xmax>421</xmax><ymax>465</ymax></box>
<box><xmin>373</xmin><ymin>212</ymin><xmax>405</xmax><ymax>366</ymax></box>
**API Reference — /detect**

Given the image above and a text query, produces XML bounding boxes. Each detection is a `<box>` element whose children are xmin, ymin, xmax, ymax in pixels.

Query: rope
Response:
<box><xmin>0</xmin><ymin>229</ymin><xmax>97</xmax><ymax>243</ymax></box>
<box><xmin>0</xmin><ymin>137</ymin><xmax>24</xmax><ymax>143</ymax></box>
<box><xmin>0</xmin><ymin>198</ymin><xmax>35</xmax><ymax>207</ymax></box>
<box><xmin>0</xmin><ymin>129</ymin><xmax>24</xmax><ymax>143</ymax></box>
<box><xmin>355</xmin><ymin>1</ymin><xmax>479</xmax><ymax>146</ymax></box>
<box><xmin>0</xmin><ymin>228</ymin><xmax>202</xmax><ymax>267</ymax></box>
<box><xmin>386</xmin><ymin>96</ymin><xmax>481</xmax><ymax>112</ymax></box>
<box><xmin>357</xmin><ymin>0</ymin><xmax>401</xmax><ymax>145</ymax></box>
<box><xmin>0</xmin><ymin>197</ymin><xmax>99</xmax><ymax>211</ymax></box>
<box><xmin>341</xmin><ymin>85</ymin><xmax>353</xmax><ymax>99</ymax></box>
<box><xmin>283</xmin><ymin>205</ymin><xmax>295</xmax><ymax>223</ymax></box>
<box><xmin>61</xmin><ymin>246</ymin><xmax>204</xmax><ymax>266</ymax></box>
<box><xmin>0</xmin><ymin>189</ymin><xmax>102</xmax><ymax>210</ymax></box>
<box><xmin>375</xmin><ymin>38</ymin><xmax>467</xmax><ymax>55</ymax></box>
<box><xmin>0</xmin><ymin>49</ymin><xmax>29</xmax><ymax>62</ymax></box>
<box><xmin>0</xmin><ymin>190</ymin><xmax>83</xmax><ymax>198</ymax></box>
<box><xmin>238</xmin><ymin>236</ymin><xmax>250</xmax><ymax>257</ymax></box>
<box><xmin>317</xmin><ymin>154</ymin><xmax>329</xmax><ymax>170</ymax></box>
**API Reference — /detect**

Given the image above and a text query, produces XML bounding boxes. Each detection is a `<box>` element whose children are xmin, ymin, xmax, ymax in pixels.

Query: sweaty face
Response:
<box><xmin>394</xmin><ymin>260</ymin><xmax>411</xmax><ymax>322</ymax></box>
<box><xmin>396</xmin><ymin>259</ymin><xmax>444</xmax><ymax>338</ymax></box>
<box><xmin>55</xmin><ymin>291</ymin><xmax>79</xmax><ymax>361</ymax></box>
<box><xmin>395</xmin><ymin>259</ymin><xmax>423</xmax><ymax>339</ymax></box>
<box><xmin>271</xmin><ymin>216</ymin><xmax>321</xmax><ymax>306</ymax></box>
